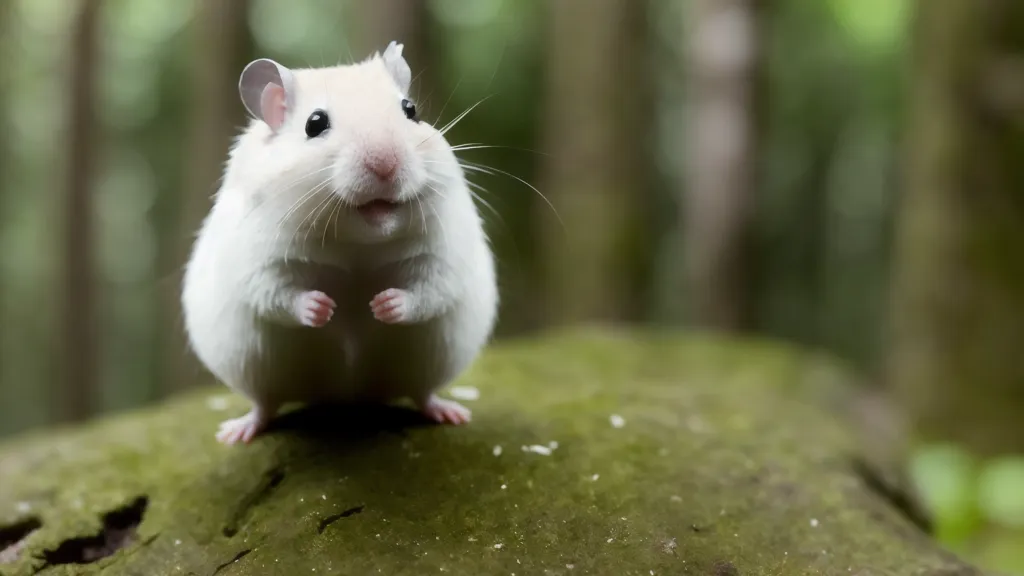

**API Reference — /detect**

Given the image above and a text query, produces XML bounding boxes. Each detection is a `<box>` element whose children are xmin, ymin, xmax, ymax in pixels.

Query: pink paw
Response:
<box><xmin>370</xmin><ymin>288</ymin><xmax>413</xmax><ymax>324</ymax></box>
<box><xmin>295</xmin><ymin>290</ymin><xmax>335</xmax><ymax>327</ymax></box>
<box><xmin>421</xmin><ymin>395</ymin><xmax>472</xmax><ymax>425</ymax></box>
<box><xmin>216</xmin><ymin>409</ymin><xmax>270</xmax><ymax>445</ymax></box>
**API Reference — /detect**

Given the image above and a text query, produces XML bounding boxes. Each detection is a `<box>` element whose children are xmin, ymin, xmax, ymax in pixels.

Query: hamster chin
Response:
<box><xmin>336</xmin><ymin>197</ymin><xmax>415</xmax><ymax>244</ymax></box>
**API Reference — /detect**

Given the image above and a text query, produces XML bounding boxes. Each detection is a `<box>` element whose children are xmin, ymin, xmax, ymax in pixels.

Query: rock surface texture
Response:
<box><xmin>0</xmin><ymin>330</ymin><xmax>985</xmax><ymax>575</ymax></box>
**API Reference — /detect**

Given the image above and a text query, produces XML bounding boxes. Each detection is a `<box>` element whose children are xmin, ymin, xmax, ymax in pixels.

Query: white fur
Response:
<box><xmin>181</xmin><ymin>48</ymin><xmax>498</xmax><ymax>441</ymax></box>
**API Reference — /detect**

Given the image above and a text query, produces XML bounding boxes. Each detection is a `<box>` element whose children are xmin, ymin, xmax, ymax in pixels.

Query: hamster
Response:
<box><xmin>181</xmin><ymin>41</ymin><xmax>499</xmax><ymax>445</ymax></box>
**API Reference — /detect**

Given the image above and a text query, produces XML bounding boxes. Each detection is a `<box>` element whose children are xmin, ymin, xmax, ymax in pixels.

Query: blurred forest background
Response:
<box><xmin>1</xmin><ymin>0</ymin><xmax>1023</xmax><ymax>572</ymax></box>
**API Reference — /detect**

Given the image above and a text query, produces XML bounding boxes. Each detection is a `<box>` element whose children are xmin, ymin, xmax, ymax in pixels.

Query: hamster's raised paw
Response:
<box><xmin>296</xmin><ymin>290</ymin><xmax>336</xmax><ymax>327</ymax></box>
<box><xmin>370</xmin><ymin>288</ymin><xmax>413</xmax><ymax>324</ymax></box>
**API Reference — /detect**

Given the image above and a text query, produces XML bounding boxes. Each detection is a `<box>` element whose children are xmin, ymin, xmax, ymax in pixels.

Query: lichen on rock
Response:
<box><xmin>0</xmin><ymin>329</ymin><xmax>986</xmax><ymax>575</ymax></box>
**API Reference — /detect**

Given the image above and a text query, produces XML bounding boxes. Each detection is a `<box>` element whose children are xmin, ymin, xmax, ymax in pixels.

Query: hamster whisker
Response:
<box><xmin>458</xmin><ymin>160</ymin><xmax>565</xmax><ymax>232</ymax></box>
<box><xmin>329</xmin><ymin>194</ymin><xmax>345</xmax><ymax>241</ymax></box>
<box><xmin>270</xmin><ymin>177</ymin><xmax>333</xmax><ymax>245</ymax></box>
<box><xmin>278</xmin><ymin>178</ymin><xmax>335</xmax><ymax>255</ymax></box>
<box><xmin>438</xmin><ymin>96</ymin><xmax>492</xmax><ymax>139</ymax></box>
<box><xmin>273</xmin><ymin>176</ymin><xmax>333</xmax><ymax>228</ymax></box>
<box><xmin>302</xmin><ymin>187</ymin><xmax>341</xmax><ymax>248</ymax></box>
<box><xmin>422</xmin><ymin>179</ymin><xmax>448</xmax><ymax>201</ymax></box>
<box><xmin>449</xmin><ymin>144</ymin><xmax>550</xmax><ymax>157</ymax></box>
<box><xmin>431</xmin><ymin>78</ymin><xmax>463</xmax><ymax>131</ymax></box>
<box><xmin>464</xmin><ymin>180</ymin><xmax>504</xmax><ymax>224</ymax></box>
<box><xmin>322</xmin><ymin>195</ymin><xmax>344</xmax><ymax>247</ymax></box>
<box><xmin>237</xmin><ymin>165</ymin><xmax>335</xmax><ymax>226</ymax></box>
<box><xmin>418</xmin><ymin>95</ymin><xmax>492</xmax><ymax>149</ymax></box>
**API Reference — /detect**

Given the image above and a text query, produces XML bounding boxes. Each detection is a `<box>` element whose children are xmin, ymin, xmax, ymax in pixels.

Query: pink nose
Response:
<box><xmin>364</xmin><ymin>148</ymin><xmax>399</xmax><ymax>181</ymax></box>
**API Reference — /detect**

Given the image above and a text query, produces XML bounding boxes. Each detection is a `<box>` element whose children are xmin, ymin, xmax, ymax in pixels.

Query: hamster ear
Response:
<box><xmin>239</xmin><ymin>58</ymin><xmax>296</xmax><ymax>132</ymax></box>
<box><xmin>382</xmin><ymin>41</ymin><xmax>412</xmax><ymax>95</ymax></box>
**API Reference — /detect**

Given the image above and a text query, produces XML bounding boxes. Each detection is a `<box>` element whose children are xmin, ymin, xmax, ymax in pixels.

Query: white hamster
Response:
<box><xmin>181</xmin><ymin>41</ymin><xmax>499</xmax><ymax>445</ymax></box>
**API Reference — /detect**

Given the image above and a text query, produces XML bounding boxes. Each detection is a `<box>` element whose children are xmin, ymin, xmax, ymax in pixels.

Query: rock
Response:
<box><xmin>0</xmin><ymin>329</ymin><xmax>986</xmax><ymax>575</ymax></box>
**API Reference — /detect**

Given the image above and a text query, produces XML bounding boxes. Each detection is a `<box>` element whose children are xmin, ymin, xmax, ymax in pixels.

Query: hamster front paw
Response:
<box><xmin>294</xmin><ymin>290</ymin><xmax>336</xmax><ymax>327</ymax></box>
<box><xmin>370</xmin><ymin>288</ymin><xmax>413</xmax><ymax>324</ymax></box>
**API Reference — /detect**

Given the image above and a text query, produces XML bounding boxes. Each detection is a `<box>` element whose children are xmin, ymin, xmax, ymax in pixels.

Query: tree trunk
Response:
<box><xmin>888</xmin><ymin>0</ymin><xmax>1024</xmax><ymax>456</ymax></box>
<box><xmin>163</xmin><ymin>0</ymin><xmax>252</xmax><ymax>395</ymax></box>
<box><xmin>0</xmin><ymin>0</ymin><xmax>8</xmax><ymax>395</ymax></box>
<box><xmin>536</xmin><ymin>0</ymin><xmax>652</xmax><ymax>326</ymax></box>
<box><xmin>59</xmin><ymin>0</ymin><xmax>102</xmax><ymax>423</ymax></box>
<box><xmin>681</xmin><ymin>0</ymin><xmax>764</xmax><ymax>331</ymax></box>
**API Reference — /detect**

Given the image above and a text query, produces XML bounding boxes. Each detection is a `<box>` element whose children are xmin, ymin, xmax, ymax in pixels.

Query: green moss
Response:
<box><xmin>0</xmin><ymin>329</ymin><xmax>983</xmax><ymax>575</ymax></box>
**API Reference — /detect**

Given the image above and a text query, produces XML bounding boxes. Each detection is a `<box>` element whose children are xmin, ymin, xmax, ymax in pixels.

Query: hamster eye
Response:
<box><xmin>305</xmin><ymin>110</ymin><xmax>330</xmax><ymax>138</ymax></box>
<box><xmin>401</xmin><ymin>99</ymin><xmax>418</xmax><ymax>122</ymax></box>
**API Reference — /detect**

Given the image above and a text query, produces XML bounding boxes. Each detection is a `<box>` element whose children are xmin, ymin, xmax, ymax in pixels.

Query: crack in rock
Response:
<box><xmin>0</xmin><ymin>516</ymin><xmax>42</xmax><ymax>564</ymax></box>
<box><xmin>34</xmin><ymin>496</ymin><xmax>148</xmax><ymax>571</ymax></box>
<box><xmin>212</xmin><ymin>549</ymin><xmax>251</xmax><ymax>575</ymax></box>
<box><xmin>223</xmin><ymin>467</ymin><xmax>285</xmax><ymax>538</ymax></box>
<box><xmin>850</xmin><ymin>457</ymin><xmax>932</xmax><ymax>534</ymax></box>
<box><xmin>317</xmin><ymin>505</ymin><xmax>365</xmax><ymax>534</ymax></box>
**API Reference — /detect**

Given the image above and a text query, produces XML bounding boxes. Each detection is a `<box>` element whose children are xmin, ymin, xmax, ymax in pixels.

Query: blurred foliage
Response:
<box><xmin>911</xmin><ymin>445</ymin><xmax>1024</xmax><ymax>572</ymax></box>
<box><xmin>1</xmin><ymin>0</ymin><xmax>1023</xmax><ymax>572</ymax></box>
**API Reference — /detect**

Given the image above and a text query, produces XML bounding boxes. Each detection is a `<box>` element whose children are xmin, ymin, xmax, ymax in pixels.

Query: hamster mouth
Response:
<box><xmin>356</xmin><ymin>199</ymin><xmax>401</xmax><ymax>222</ymax></box>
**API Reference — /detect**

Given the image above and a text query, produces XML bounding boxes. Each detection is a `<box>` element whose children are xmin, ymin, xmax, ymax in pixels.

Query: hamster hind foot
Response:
<box><xmin>419</xmin><ymin>395</ymin><xmax>472</xmax><ymax>425</ymax></box>
<box><xmin>216</xmin><ymin>403</ymin><xmax>278</xmax><ymax>445</ymax></box>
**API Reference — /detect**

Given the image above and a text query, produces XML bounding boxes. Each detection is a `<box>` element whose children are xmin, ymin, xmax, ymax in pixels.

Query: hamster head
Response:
<box><xmin>235</xmin><ymin>41</ymin><xmax>459</xmax><ymax>244</ymax></box>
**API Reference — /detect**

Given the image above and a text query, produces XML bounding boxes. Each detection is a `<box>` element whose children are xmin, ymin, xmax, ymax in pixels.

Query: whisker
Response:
<box><xmin>302</xmin><ymin>188</ymin><xmax>340</xmax><ymax>248</ymax></box>
<box><xmin>321</xmin><ymin>196</ymin><xmax>343</xmax><ymax>248</ymax></box>
<box><xmin>432</xmin><ymin>78</ymin><xmax>463</xmax><ymax>130</ymax></box>
<box><xmin>237</xmin><ymin>165</ymin><xmax>335</xmax><ymax>225</ymax></box>
<box><xmin>459</xmin><ymin>160</ymin><xmax>565</xmax><ymax>232</ymax></box>
<box><xmin>280</xmin><ymin>179</ymin><xmax>335</xmax><ymax>258</ymax></box>
<box><xmin>330</xmin><ymin>195</ymin><xmax>345</xmax><ymax>241</ymax></box>
<box><xmin>438</xmin><ymin>96</ymin><xmax>492</xmax><ymax>138</ymax></box>
<box><xmin>450</xmin><ymin>144</ymin><xmax>551</xmax><ymax>157</ymax></box>
<box><xmin>272</xmin><ymin>177</ymin><xmax>333</xmax><ymax>244</ymax></box>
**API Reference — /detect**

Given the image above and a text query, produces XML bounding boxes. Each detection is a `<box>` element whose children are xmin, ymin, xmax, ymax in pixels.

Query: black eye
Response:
<box><xmin>305</xmin><ymin>109</ymin><xmax>330</xmax><ymax>138</ymax></box>
<box><xmin>401</xmin><ymin>99</ymin><xmax>417</xmax><ymax>122</ymax></box>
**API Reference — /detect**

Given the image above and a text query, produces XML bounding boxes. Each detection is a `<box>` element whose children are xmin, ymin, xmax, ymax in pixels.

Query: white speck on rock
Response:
<box><xmin>493</xmin><ymin>445</ymin><xmax>503</xmax><ymax>456</ymax></box>
<box><xmin>174</xmin><ymin>539</ymin><xmax>182</xmax><ymax>546</ymax></box>
<box><xmin>810</xmin><ymin>518</ymin><xmax>819</xmax><ymax>527</ymax></box>
<box><xmin>468</xmin><ymin>537</ymin><xmax>477</xmax><ymax>542</ymax></box>
<box><xmin>501</xmin><ymin>484</ymin><xmax>507</xmax><ymax>490</ymax></box>
<box><xmin>321</xmin><ymin>494</ymin><xmax>327</xmax><ymax>501</ymax></box>
<box><xmin>522</xmin><ymin>444</ymin><xmax>552</xmax><ymax>456</ymax></box>
<box><xmin>493</xmin><ymin>543</ymin><xmax>503</xmax><ymax>549</ymax></box>
<box><xmin>670</xmin><ymin>495</ymin><xmax>682</xmax><ymax>503</ymax></box>
<box><xmin>548</xmin><ymin>441</ymin><xmax>559</xmax><ymax>450</ymax></box>
<box><xmin>206</xmin><ymin>396</ymin><xmax>230</xmax><ymax>411</ymax></box>
<box><xmin>449</xmin><ymin>386</ymin><xmax>480</xmax><ymax>401</ymax></box>
<box><xmin>662</xmin><ymin>538</ymin><xmax>678</xmax><ymax>554</ymax></box>
<box><xmin>16</xmin><ymin>502</ymin><xmax>31</xmax><ymax>513</ymax></box>
<box><xmin>610</xmin><ymin>414</ymin><xmax>626</xmax><ymax>428</ymax></box>
<box><xmin>566</xmin><ymin>564</ymin><xmax>575</xmax><ymax>570</ymax></box>
<box><xmin>590</xmin><ymin>474</ymin><xmax>600</xmax><ymax>481</ymax></box>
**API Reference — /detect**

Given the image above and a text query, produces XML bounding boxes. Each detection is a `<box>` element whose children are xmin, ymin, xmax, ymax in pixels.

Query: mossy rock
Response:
<box><xmin>0</xmin><ymin>329</ymin><xmax>984</xmax><ymax>575</ymax></box>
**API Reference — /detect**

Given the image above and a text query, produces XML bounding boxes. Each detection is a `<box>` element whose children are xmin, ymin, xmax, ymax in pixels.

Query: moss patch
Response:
<box><xmin>0</xmin><ymin>329</ymin><xmax>983</xmax><ymax>575</ymax></box>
